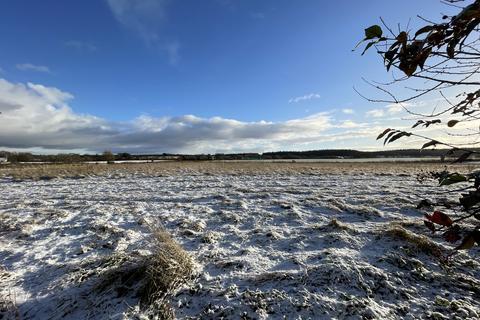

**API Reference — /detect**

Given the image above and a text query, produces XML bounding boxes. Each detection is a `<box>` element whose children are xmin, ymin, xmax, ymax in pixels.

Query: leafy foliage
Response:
<box><xmin>359</xmin><ymin>0</ymin><xmax>480</xmax><ymax>253</ymax></box>
<box><xmin>415</xmin><ymin>168</ymin><xmax>480</xmax><ymax>252</ymax></box>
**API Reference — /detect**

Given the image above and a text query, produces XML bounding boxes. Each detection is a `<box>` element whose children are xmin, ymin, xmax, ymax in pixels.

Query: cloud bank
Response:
<box><xmin>3</xmin><ymin>79</ymin><xmax>470</xmax><ymax>154</ymax></box>
<box><xmin>0</xmin><ymin>78</ymin><xmax>378</xmax><ymax>154</ymax></box>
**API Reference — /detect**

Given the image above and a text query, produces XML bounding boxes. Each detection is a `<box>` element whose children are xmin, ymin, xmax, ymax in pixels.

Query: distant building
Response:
<box><xmin>0</xmin><ymin>156</ymin><xmax>7</xmax><ymax>163</ymax></box>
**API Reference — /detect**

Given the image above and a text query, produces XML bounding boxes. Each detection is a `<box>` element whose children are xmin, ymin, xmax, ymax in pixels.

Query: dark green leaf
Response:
<box><xmin>383</xmin><ymin>130</ymin><xmax>398</xmax><ymax>145</ymax></box>
<box><xmin>364</xmin><ymin>25</ymin><xmax>383</xmax><ymax>40</ymax></box>
<box><xmin>415</xmin><ymin>25</ymin><xmax>434</xmax><ymax>38</ymax></box>
<box><xmin>376</xmin><ymin>128</ymin><xmax>392</xmax><ymax>140</ymax></box>
<box><xmin>447</xmin><ymin>40</ymin><xmax>456</xmax><ymax>58</ymax></box>
<box><xmin>412</xmin><ymin>120</ymin><xmax>424</xmax><ymax>128</ymax></box>
<box><xmin>422</xmin><ymin>140</ymin><xmax>438</xmax><ymax>149</ymax></box>
<box><xmin>417</xmin><ymin>199</ymin><xmax>434</xmax><ymax>209</ymax></box>
<box><xmin>387</xmin><ymin>131</ymin><xmax>411</xmax><ymax>144</ymax></box>
<box><xmin>447</xmin><ymin>119</ymin><xmax>459</xmax><ymax>127</ymax></box>
<box><xmin>361</xmin><ymin>41</ymin><xmax>376</xmax><ymax>55</ymax></box>
<box><xmin>424</xmin><ymin>119</ymin><xmax>441</xmax><ymax>128</ymax></box>
<box><xmin>474</xmin><ymin>230</ymin><xmax>480</xmax><ymax>245</ymax></box>
<box><xmin>440</xmin><ymin>173</ymin><xmax>468</xmax><ymax>186</ymax></box>
<box><xmin>446</xmin><ymin>148</ymin><xmax>459</xmax><ymax>156</ymax></box>
<box><xmin>452</xmin><ymin>151</ymin><xmax>472</xmax><ymax>164</ymax></box>
<box><xmin>396</xmin><ymin>31</ymin><xmax>407</xmax><ymax>43</ymax></box>
<box><xmin>460</xmin><ymin>192</ymin><xmax>480</xmax><ymax>209</ymax></box>
<box><xmin>400</xmin><ymin>62</ymin><xmax>418</xmax><ymax>77</ymax></box>
<box><xmin>417</xmin><ymin>48</ymin><xmax>432</xmax><ymax>70</ymax></box>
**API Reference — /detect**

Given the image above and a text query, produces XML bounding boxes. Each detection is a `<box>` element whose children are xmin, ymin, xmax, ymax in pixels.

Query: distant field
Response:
<box><xmin>0</xmin><ymin>162</ymin><xmax>479</xmax><ymax>319</ymax></box>
<box><xmin>0</xmin><ymin>160</ymin><xmax>476</xmax><ymax>180</ymax></box>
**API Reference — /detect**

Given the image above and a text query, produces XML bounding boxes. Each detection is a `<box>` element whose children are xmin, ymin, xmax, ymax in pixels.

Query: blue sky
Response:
<box><xmin>0</xmin><ymin>0</ymin><xmax>460</xmax><ymax>153</ymax></box>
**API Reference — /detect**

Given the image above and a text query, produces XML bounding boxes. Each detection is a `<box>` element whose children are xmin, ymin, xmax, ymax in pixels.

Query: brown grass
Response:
<box><xmin>93</xmin><ymin>226</ymin><xmax>194</xmax><ymax>319</ymax></box>
<box><xmin>312</xmin><ymin>218</ymin><xmax>354</xmax><ymax>233</ymax></box>
<box><xmin>327</xmin><ymin>218</ymin><xmax>351</xmax><ymax>231</ymax></box>
<box><xmin>0</xmin><ymin>161</ymin><xmax>471</xmax><ymax>180</ymax></box>
<box><xmin>384</xmin><ymin>224</ymin><xmax>444</xmax><ymax>258</ymax></box>
<box><xmin>139</xmin><ymin>226</ymin><xmax>195</xmax><ymax>305</ymax></box>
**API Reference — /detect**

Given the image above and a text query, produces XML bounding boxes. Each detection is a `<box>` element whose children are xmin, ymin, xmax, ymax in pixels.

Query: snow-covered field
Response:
<box><xmin>0</xmin><ymin>163</ymin><xmax>479</xmax><ymax>319</ymax></box>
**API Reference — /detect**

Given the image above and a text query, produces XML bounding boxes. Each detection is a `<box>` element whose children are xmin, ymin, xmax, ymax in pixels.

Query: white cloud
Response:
<box><xmin>366</xmin><ymin>102</ymin><xmax>414</xmax><ymax>118</ymax></box>
<box><xmin>289</xmin><ymin>93</ymin><xmax>320</xmax><ymax>104</ymax></box>
<box><xmin>365</xmin><ymin>109</ymin><xmax>385</xmax><ymax>118</ymax></box>
<box><xmin>385</xmin><ymin>102</ymin><xmax>415</xmax><ymax>114</ymax></box>
<box><xmin>3</xmin><ymin>78</ymin><xmax>473</xmax><ymax>153</ymax></box>
<box><xmin>0</xmin><ymin>78</ymin><xmax>384</xmax><ymax>153</ymax></box>
<box><xmin>338</xmin><ymin>120</ymin><xmax>365</xmax><ymax>128</ymax></box>
<box><xmin>65</xmin><ymin>40</ymin><xmax>97</xmax><ymax>52</ymax></box>
<box><xmin>0</xmin><ymin>78</ymin><xmax>325</xmax><ymax>152</ymax></box>
<box><xmin>0</xmin><ymin>79</ymin><xmax>110</xmax><ymax>150</ymax></box>
<box><xmin>342</xmin><ymin>108</ymin><xmax>354</xmax><ymax>114</ymax></box>
<box><xmin>16</xmin><ymin>63</ymin><xmax>51</xmax><ymax>73</ymax></box>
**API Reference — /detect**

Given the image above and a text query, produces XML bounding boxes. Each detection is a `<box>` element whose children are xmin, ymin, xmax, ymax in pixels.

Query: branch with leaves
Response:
<box><xmin>358</xmin><ymin>0</ymin><xmax>480</xmax><ymax>253</ymax></box>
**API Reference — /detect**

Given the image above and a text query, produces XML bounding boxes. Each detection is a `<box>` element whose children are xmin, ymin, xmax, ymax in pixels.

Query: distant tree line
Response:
<box><xmin>0</xmin><ymin>148</ymin><xmax>476</xmax><ymax>163</ymax></box>
<box><xmin>261</xmin><ymin>149</ymin><xmax>473</xmax><ymax>160</ymax></box>
<box><xmin>0</xmin><ymin>151</ymin><xmax>138</xmax><ymax>163</ymax></box>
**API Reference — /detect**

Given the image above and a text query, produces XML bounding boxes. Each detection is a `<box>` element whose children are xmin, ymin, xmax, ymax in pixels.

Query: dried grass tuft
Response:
<box><xmin>312</xmin><ymin>218</ymin><xmax>354</xmax><ymax>233</ymax></box>
<box><xmin>139</xmin><ymin>226</ymin><xmax>195</xmax><ymax>305</ymax></box>
<box><xmin>93</xmin><ymin>226</ymin><xmax>194</xmax><ymax>319</ymax></box>
<box><xmin>384</xmin><ymin>224</ymin><xmax>443</xmax><ymax>258</ymax></box>
<box><xmin>327</xmin><ymin>218</ymin><xmax>351</xmax><ymax>231</ymax></box>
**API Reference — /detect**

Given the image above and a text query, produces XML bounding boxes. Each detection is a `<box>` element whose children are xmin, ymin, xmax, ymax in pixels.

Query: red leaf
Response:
<box><xmin>425</xmin><ymin>211</ymin><xmax>453</xmax><ymax>227</ymax></box>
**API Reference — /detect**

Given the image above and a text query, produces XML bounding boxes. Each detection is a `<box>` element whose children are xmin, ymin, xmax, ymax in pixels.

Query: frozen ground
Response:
<box><xmin>0</xmin><ymin>163</ymin><xmax>479</xmax><ymax>319</ymax></box>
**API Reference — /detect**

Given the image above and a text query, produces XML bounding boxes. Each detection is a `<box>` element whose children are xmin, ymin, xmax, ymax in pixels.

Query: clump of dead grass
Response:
<box><xmin>311</xmin><ymin>218</ymin><xmax>354</xmax><ymax>233</ymax></box>
<box><xmin>139</xmin><ymin>226</ymin><xmax>195</xmax><ymax>304</ymax></box>
<box><xmin>94</xmin><ymin>226</ymin><xmax>195</xmax><ymax>319</ymax></box>
<box><xmin>383</xmin><ymin>224</ymin><xmax>443</xmax><ymax>258</ymax></box>
<box><xmin>327</xmin><ymin>218</ymin><xmax>351</xmax><ymax>231</ymax></box>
